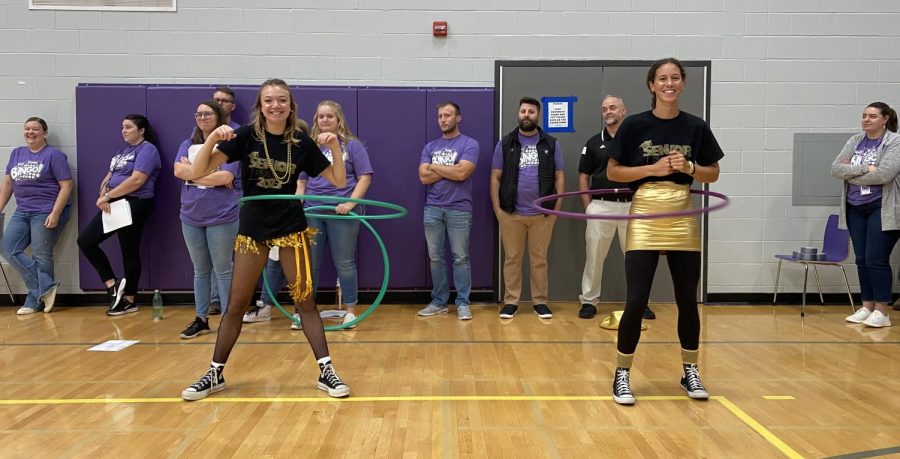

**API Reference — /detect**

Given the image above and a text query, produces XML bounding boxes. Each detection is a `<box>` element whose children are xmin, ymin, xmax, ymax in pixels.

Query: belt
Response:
<box><xmin>595</xmin><ymin>194</ymin><xmax>632</xmax><ymax>203</ymax></box>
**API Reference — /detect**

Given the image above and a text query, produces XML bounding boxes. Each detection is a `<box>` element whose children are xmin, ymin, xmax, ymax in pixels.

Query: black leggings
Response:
<box><xmin>77</xmin><ymin>197</ymin><xmax>154</xmax><ymax>296</ymax></box>
<box><xmin>616</xmin><ymin>250</ymin><xmax>701</xmax><ymax>355</ymax></box>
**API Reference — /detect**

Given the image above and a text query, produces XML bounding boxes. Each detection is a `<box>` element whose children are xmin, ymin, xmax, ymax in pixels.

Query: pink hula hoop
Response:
<box><xmin>532</xmin><ymin>188</ymin><xmax>729</xmax><ymax>220</ymax></box>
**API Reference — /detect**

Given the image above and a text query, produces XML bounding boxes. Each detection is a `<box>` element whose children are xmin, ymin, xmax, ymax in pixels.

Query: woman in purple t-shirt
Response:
<box><xmin>77</xmin><ymin>114</ymin><xmax>161</xmax><ymax>316</ymax></box>
<box><xmin>833</xmin><ymin>102</ymin><xmax>900</xmax><ymax>328</ymax></box>
<box><xmin>174</xmin><ymin>101</ymin><xmax>241</xmax><ymax>340</ymax></box>
<box><xmin>0</xmin><ymin>117</ymin><xmax>73</xmax><ymax>315</ymax></box>
<box><xmin>299</xmin><ymin>100</ymin><xmax>374</xmax><ymax>329</ymax></box>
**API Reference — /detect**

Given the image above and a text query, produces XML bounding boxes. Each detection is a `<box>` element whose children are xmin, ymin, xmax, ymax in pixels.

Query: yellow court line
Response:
<box><xmin>713</xmin><ymin>396</ymin><xmax>804</xmax><ymax>459</ymax></box>
<box><xmin>763</xmin><ymin>396</ymin><xmax>796</xmax><ymax>400</ymax></box>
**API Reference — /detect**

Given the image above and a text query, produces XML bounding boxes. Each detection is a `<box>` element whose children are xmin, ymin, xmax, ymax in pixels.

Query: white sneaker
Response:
<box><xmin>16</xmin><ymin>306</ymin><xmax>40</xmax><ymax>315</ymax></box>
<box><xmin>862</xmin><ymin>310</ymin><xmax>891</xmax><ymax>328</ymax></box>
<box><xmin>290</xmin><ymin>312</ymin><xmax>302</xmax><ymax>330</ymax></box>
<box><xmin>243</xmin><ymin>300</ymin><xmax>272</xmax><ymax>323</ymax></box>
<box><xmin>342</xmin><ymin>312</ymin><xmax>357</xmax><ymax>329</ymax></box>
<box><xmin>846</xmin><ymin>308</ymin><xmax>872</xmax><ymax>324</ymax></box>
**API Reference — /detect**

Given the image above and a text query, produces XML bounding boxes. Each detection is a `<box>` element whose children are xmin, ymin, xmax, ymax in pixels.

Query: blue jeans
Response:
<box><xmin>181</xmin><ymin>220</ymin><xmax>238</xmax><ymax>317</ymax></box>
<box><xmin>846</xmin><ymin>200</ymin><xmax>900</xmax><ymax>303</ymax></box>
<box><xmin>309</xmin><ymin>218</ymin><xmax>360</xmax><ymax>306</ymax></box>
<box><xmin>261</xmin><ymin>258</ymin><xmax>287</xmax><ymax>305</ymax></box>
<box><xmin>1</xmin><ymin>207</ymin><xmax>71</xmax><ymax>309</ymax></box>
<box><xmin>423</xmin><ymin>206</ymin><xmax>472</xmax><ymax>307</ymax></box>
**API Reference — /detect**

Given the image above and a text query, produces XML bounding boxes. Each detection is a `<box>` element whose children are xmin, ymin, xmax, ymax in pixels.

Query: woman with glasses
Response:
<box><xmin>77</xmin><ymin>114</ymin><xmax>161</xmax><ymax>316</ymax></box>
<box><xmin>174</xmin><ymin>101</ymin><xmax>241</xmax><ymax>339</ymax></box>
<box><xmin>833</xmin><ymin>102</ymin><xmax>900</xmax><ymax>328</ymax></box>
<box><xmin>0</xmin><ymin>117</ymin><xmax>73</xmax><ymax>314</ymax></box>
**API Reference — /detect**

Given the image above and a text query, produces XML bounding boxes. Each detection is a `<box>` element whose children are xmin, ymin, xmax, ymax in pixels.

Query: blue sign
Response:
<box><xmin>541</xmin><ymin>96</ymin><xmax>577</xmax><ymax>133</ymax></box>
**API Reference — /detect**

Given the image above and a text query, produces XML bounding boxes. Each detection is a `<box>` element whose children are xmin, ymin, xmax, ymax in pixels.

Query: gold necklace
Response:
<box><xmin>261</xmin><ymin>133</ymin><xmax>292</xmax><ymax>185</ymax></box>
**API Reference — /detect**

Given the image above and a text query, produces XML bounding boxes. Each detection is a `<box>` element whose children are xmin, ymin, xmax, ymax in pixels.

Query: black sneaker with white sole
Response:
<box><xmin>182</xmin><ymin>366</ymin><xmax>225</xmax><ymax>401</ymax></box>
<box><xmin>533</xmin><ymin>304</ymin><xmax>553</xmax><ymax>319</ymax></box>
<box><xmin>317</xmin><ymin>361</ymin><xmax>350</xmax><ymax>398</ymax></box>
<box><xmin>107</xmin><ymin>298</ymin><xmax>138</xmax><ymax>316</ymax></box>
<box><xmin>107</xmin><ymin>278</ymin><xmax>126</xmax><ymax>311</ymax></box>
<box><xmin>180</xmin><ymin>317</ymin><xmax>211</xmax><ymax>339</ymax></box>
<box><xmin>612</xmin><ymin>367</ymin><xmax>635</xmax><ymax>405</ymax></box>
<box><xmin>498</xmin><ymin>304</ymin><xmax>518</xmax><ymax>319</ymax></box>
<box><xmin>680</xmin><ymin>364</ymin><xmax>709</xmax><ymax>400</ymax></box>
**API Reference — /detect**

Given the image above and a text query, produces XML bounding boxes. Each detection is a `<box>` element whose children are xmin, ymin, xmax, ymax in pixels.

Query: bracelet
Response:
<box><xmin>688</xmin><ymin>161</ymin><xmax>696</xmax><ymax>176</ymax></box>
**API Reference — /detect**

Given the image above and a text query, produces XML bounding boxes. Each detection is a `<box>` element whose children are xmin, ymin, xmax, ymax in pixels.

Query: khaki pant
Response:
<box><xmin>497</xmin><ymin>212</ymin><xmax>557</xmax><ymax>305</ymax></box>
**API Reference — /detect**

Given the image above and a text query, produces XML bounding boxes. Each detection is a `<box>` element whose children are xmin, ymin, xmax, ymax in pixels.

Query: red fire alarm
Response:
<box><xmin>433</xmin><ymin>20</ymin><xmax>448</xmax><ymax>37</ymax></box>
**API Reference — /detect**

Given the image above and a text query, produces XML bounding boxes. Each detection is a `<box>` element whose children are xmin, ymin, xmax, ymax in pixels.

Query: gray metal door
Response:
<box><xmin>495</xmin><ymin>61</ymin><xmax>710</xmax><ymax>303</ymax></box>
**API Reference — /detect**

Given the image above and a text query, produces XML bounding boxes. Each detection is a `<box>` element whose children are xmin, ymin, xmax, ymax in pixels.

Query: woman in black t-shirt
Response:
<box><xmin>606</xmin><ymin>58</ymin><xmax>724</xmax><ymax>406</ymax></box>
<box><xmin>180</xmin><ymin>79</ymin><xmax>350</xmax><ymax>401</ymax></box>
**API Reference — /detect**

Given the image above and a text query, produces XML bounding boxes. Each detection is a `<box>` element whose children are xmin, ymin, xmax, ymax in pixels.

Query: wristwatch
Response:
<box><xmin>103</xmin><ymin>191</ymin><xmax>111</xmax><ymax>201</ymax></box>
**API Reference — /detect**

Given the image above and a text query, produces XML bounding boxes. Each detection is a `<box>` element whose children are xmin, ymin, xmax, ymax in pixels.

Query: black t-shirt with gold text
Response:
<box><xmin>218</xmin><ymin>125</ymin><xmax>330</xmax><ymax>241</ymax></box>
<box><xmin>607</xmin><ymin>110</ymin><xmax>724</xmax><ymax>190</ymax></box>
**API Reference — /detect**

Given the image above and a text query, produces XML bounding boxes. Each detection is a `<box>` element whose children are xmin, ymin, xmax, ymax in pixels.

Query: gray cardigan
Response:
<box><xmin>830</xmin><ymin>130</ymin><xmax>900</xmax><ymax>231</ymax></box>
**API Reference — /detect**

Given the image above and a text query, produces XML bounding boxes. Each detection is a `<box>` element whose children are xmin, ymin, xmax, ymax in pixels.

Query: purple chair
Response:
<box><xmin>772</xmin><ymin>214</ymin><xmax>855</xmax><ymax>316</ymax></box>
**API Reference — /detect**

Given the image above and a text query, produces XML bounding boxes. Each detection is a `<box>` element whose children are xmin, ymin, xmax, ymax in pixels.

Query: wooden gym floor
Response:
<box><xmin>0</xmin><ymin>302</ymin><xmax>898</xmax><ymax>458</ymax></box>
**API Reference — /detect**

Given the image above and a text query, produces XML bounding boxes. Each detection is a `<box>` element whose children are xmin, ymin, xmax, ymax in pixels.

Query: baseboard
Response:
<box><xmin>705</xmin><ymin>292</ymin><xmax>878</xmax><ymax>305</ymax></box>
<box><xmin>0</xmin><ymin>290</ymin><xmax>498</xmax><ymax>307</ymax></box>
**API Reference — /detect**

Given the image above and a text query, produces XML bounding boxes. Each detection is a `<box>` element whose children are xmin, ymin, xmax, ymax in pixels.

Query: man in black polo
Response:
<box><xmin>577</xmin><ymin>95</ymin><xmax>655</xmax><ymax>320</ymax></box>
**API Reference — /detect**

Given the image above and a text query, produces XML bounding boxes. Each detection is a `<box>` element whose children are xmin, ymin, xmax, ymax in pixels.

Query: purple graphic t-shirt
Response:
<box><xmin>5</xmin><ymin>145</ymin><xmax>72</xmax><ymax>213</ymax></box>
<box><xmin>299</xmin><ymin>138</ymin><xmax>373</xmax><ymax>209</ymax></box>
<box><xmin>491</xmin><ymin>133</ymin><xmax>564</xmax><ymax>216</ymax></box>
<box><xmin>107</xmin><ymin>141</ymin><xmax>161</xmax><ymax>199</ymax></box>
<box><xmin>420</xmin><ymin>134</ymin><xmax>480</xmax><ymax>212</ymax></box>
<box><xmin>847</xmin><ymin>136</ymin><xmax>884</xmax><ymax>205</ymax></box>
<box><xmin>176</xmin><ymin>140</ymin><xmax>241</xmax><ymax>227</ymax></box>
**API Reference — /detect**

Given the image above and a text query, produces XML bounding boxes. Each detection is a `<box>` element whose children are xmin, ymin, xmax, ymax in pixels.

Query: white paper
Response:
<box><xmin>88</xmin><ymin>340</ymin><xmax>139</xmax><ymax>352</ymax></box>
<box><xmin>319</xmin><ymin>309</ymin><xmax>347</xmax><ymax>319</ymax></box>
<box><xmin>185</xmin><ymin>144</ymin><xmax>209</xmax><ymax>189</ymax></box>
<box><xmin>102</xmin><ymin>199</ymin><xmax>132</xmax><ymax>234</ymax></box>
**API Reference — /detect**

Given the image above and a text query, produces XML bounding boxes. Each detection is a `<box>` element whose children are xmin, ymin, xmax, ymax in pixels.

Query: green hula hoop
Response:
<box><xmin>237</xmin><ymin>194</ymin><xmax>407</xmax><ymax>331</ymax></box>
<box><xmin>240</xmin><ymin>194</ymin><xmax>407</xmax><ymax>220</ymax></box>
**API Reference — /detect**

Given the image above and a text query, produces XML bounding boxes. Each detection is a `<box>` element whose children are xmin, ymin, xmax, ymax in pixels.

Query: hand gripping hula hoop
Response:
<box><xmin>531</xmin><ymin>188</ymin><xmax>729</xmax><ymax>220</ymax></box>
<box><xmin>239</xmin><ymin>195</ymin><xmax>408</xmax><ymax>330</ymax></box>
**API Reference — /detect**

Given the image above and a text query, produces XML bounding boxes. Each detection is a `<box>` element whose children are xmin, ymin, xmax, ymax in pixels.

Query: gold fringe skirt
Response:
<box><xmin>234</xmin><ymin>228</ymin><xmax>318</xmax><ymax>302</ymax></box>
<box><xmin>625</xmin><ymin>181</ymin><xmax>700</xmax><ymax>252</ymax></box>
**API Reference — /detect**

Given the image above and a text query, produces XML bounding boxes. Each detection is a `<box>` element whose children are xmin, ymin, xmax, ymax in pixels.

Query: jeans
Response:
<box><xmin>0</xmin><ymin>207</ymin><xmax>71</xmax><ymax>309</ymax></box>
<box><xmin>77</xmin><ymin>197</ymin><xmax>154</xmax><ymax>296</ymax></box>
<box><xmin>846</xmin><ymin>200</ymin><xmax>900</xmax><ymax>303</ymax></box>
<box><xmin>309</xmin><ymin>217</ymin><xmax>360</xmax><ymax>306</ymax></box>
<box><xmin>181</xmin><ymin>220</ymin><xmax>238</xmax><ymax>317</ymax></box>
<box><xmin>423</xmin><ymin>206</ymin><xmax>473</xmax><ymax>307</ymax></box>
<box><xmin>260</xmin><ymin>258</ymin><xmax>287</xmax><ymax>305</ymax></box>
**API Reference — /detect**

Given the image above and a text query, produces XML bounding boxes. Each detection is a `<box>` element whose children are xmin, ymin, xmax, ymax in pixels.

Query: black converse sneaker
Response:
<box><xmin>317</xmin><ymin>361</ymin><xmax>350</xmax><ymax>398</ymax></box>
<box><xmin>180</xmin><ymin>317</ymin><xmax>211</xmax><ymax>339</ymax></box>
<box><xmin>107</xmin><ymin>298</ymin><xmax>138</xmax><ymax>316</ymax></box>
<box><xmin>107</xmin><ymin>278</ymin><xmax>126</xmax><ymax>311</ymax></box>
<box><xmin>680</xmin><ymin>364</ymin><xmax>709</xmax><ymax>400</ymax></box>
<box><xmin>182</xmin><ymin>366</ymin><xmax>225</xmax><ymax>401</ymax></box>
<box><xmin>612</xmin><ymin>367</ymin><xmax>635</xmax><ymax>405</ymax></box>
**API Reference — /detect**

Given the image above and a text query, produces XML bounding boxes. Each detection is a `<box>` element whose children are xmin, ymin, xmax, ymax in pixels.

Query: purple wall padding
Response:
<box><xmin>425</xmin><ymin>89</ymin><xmax>496</xmax><ymax>289</ymax></box>
<box><xmin>76</xmin><ymin>84</ymin><xmax>494</xmax><ymax>292</ymax></box>
<box><xmin>75</xmin><ymin>85</ymin><xmax>150</xmax><ymax>291</ymax></box>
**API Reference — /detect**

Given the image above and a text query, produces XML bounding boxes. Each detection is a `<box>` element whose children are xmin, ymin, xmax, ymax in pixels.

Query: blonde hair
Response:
<box><xmin>250</xmin><ymin>78</ymin><xmax>301</xmax><ymax>145</ymax></box>
<box><xmin>311</xmin><ymin>100</ymin><xmax>356</xmax><ymax>143</ymax></box>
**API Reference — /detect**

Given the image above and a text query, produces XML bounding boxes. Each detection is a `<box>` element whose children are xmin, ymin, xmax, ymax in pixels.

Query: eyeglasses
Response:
<box><xmin>194</xmin><ymin>111</ymin><xmax>215</xmax><ymax>119</ymax></box>
<box><xmin>214</xmin><ymin>98</ymin><xmax>235</xmax><ymax>105</ymax></box>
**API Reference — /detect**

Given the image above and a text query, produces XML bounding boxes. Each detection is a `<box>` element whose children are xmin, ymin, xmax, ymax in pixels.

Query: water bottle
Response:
<box><xmin>152</xmin><ymin>289</ymin><xmax>163</xmax><ymax>321</ymax></box>
<box><xmin>335</xmin><ymin>279</ymin><xmax>342</xmax><ymax>309</ymax></box>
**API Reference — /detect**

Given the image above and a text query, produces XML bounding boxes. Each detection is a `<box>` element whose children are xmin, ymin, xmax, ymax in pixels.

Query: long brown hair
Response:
<box><xmin>250</xmin><ymin>78</ymin><xmax>301</xmax><ymax>145</ymax></box>
<box><xmin>647</xmin><ymin>57</ymin><xmax>686</xmax><ymax>109</ymax></box>
<box><xmin>311</xmin><ymin>100</ymin><xmax>356</xmax><ymax>143</ymax></box>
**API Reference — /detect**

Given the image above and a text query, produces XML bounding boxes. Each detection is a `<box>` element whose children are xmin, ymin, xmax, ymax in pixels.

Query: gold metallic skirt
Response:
<box><xmin>625</xmin><ymin>181</ymin><xmax>700</xmax><ymax>252</ymax></box>
<box><xmin>234</xmin><ymin>229</ymin><xmax>318</xmax><ymax>302</ymax></box>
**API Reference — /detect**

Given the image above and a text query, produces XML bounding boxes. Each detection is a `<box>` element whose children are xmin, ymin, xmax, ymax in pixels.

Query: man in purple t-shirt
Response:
<box><xmin>417</xmin><ymin>102</ymin><xmax>480</xmax><ymax>320</ymax></box>
<box><xmin>490</xmin><ymin>97</ymin><xmax>564</xmax><ymax>320</ymax></box>
<box><xmin>213</xmin><ymin>86</ymin><xmax>241</xmax><ymax>129</ymax></box>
